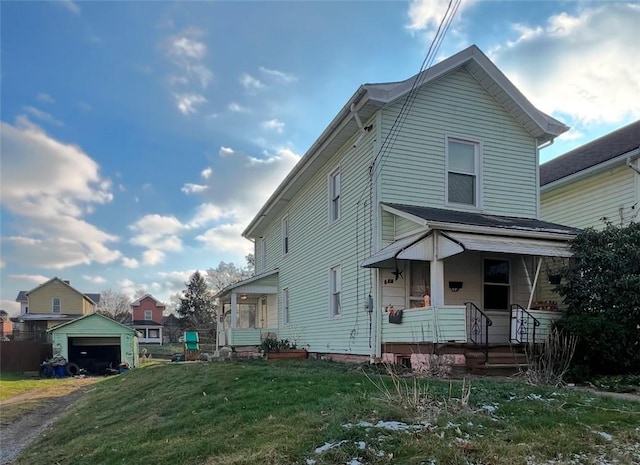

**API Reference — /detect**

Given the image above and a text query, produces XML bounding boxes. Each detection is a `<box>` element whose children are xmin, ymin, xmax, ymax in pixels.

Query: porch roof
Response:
<box><xmin>443</xmin><ymin>231</ymin><xmax>572</xmax><ymax>257</ymax></box>
<box><xmin>361</xmin><ymin>230</ymin><xmax>431</xmax><ymax>268</ymax></box>
<box><xmin>215</xmin><ymin>269</ymin><xmax>279</xmax><ymax>301</ymax></box>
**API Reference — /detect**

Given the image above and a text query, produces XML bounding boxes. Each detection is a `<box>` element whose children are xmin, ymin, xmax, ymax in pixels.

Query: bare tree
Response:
<box><xmin>96</xmin><ymin>289</ymin><xmax>131</xmax><ymax>323</ymax></box>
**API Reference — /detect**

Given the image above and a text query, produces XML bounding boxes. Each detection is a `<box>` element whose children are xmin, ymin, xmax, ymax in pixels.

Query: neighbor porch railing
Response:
<box><xmin>466</xmin><ymin>302</ymin><xmax>493</xmax><ymax>361</ymax></box>
<box><xmin>510</xmin><ymin>304</ymin><xmax>540</xmax><ymax>345</ymax></box>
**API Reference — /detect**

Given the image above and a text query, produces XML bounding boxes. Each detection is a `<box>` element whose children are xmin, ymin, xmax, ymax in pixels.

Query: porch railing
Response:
<box><xmin>510</xmin><ymin>304</ymin><xmax>540</xmax><ymax>345</ymax></box>
<box><xmin>466</xmin><ymin>302</ymin><xmax>492</xmax><ymax>361</ymax></box>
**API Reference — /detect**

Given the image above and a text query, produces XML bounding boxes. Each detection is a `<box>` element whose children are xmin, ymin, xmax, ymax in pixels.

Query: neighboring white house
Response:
<box><xmin>541</xmin><ymin>120</ymin><xmax>640</xmax><ymax>229</ymax></box>
<box><xmin>216</xmin><ymin>45</ymin><xmax>576</xmax><ymax>367</ymax></box>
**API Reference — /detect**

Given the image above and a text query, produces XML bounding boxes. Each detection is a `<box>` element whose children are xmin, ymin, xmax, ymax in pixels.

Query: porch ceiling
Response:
<box><xmin>443</xmin><ymin>231</ymin><xmax>573</xmax><ymax>257</ymax></box>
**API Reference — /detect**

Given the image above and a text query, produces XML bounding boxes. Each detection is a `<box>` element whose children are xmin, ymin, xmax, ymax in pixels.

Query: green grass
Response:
<box><xmin>0</xmin><ymin>372</ymin><xmax>86</xmax><ymax>401</ymax></box>
<box><xmin>14</xmin><ymin>360</ymin><xmax>640</xmax><ymax>465</ymax></box>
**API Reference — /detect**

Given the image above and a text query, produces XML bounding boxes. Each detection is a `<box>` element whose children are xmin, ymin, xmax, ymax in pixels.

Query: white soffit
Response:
<box><xmin>361</xmin><ymin>231</ymin><xmax>430</xmax><ymax>268</ymax></box>
<box><xmin>444</xmin><ymin>232</ymin><xmax>572</xmax><ymax>257</ymax></box>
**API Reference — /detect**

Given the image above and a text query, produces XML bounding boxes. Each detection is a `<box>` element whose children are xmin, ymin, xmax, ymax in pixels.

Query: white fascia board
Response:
<box><xmin>541</xmin><ymin>148</ymin><xmax>640</xmax><ymax>193</ymax></box>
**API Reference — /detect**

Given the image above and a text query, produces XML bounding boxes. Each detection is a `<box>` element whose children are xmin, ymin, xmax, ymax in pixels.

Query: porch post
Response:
<box><xmin>430</xmin><ymin>232</ymin><xmax>445</xmax><ymax>307</ymax></box>
<box><xmin>230</xmin><ymin>293</ymin><xmax>238</xmax><ymax>329</ymax></box>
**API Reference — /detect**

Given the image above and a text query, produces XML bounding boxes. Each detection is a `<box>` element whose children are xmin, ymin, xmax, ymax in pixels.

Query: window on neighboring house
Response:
<box><xmin>52</xmin><ymin>298</ymin><xmax>61</xmax><ymax>314</ymax></box>
<box><xmin>144</xmin><ymin>309</ymin><xmax>153</xmax><ymax>321</ymax></box>
<box><xmin>447</xmin><ymin>138</ymin><xmax>480</xmax><ymax>207</ymax></box>
<box><xmin>409</xmin><ymin>261</ymin><xmax>431</xmax><ymax>308</ymax></box>
<box><xmin>149</xmin><ymin>329</ymin><xmax>160</xmax><ymax>339</ymax></box>
<box><xmin>260</xmin><ymin>236</ymin><xmax>267</xmax><ymax>271</ymax></box>
<box><xmin>483</xmin><ymin>259</ymin><xmax>510</xmax><ymax>310</ymax></box>
<box><xmin>329</xmin><ymin>167</ymin><xmax>341</xmax><ymax>223</ymax></box>
<box><xmin>282</xmin><ymin>215</ymin><xmax>289</xmax><ymax>255</ymax></box>
<box><xmin>330</xmin><ymin>265</ymin><xmax>341</xmax><ymax>318</ymax></box>
<box><xmin>282</xmin><ymin>288</ymin><xmax>289</xmax><ymax>325</ymax></box>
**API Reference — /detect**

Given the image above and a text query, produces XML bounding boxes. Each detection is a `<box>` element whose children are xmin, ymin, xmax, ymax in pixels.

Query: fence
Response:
<box><xmin>1</xmin><ymin>341</ymin><xmax>52</xmax><ymax>372</ymax></box>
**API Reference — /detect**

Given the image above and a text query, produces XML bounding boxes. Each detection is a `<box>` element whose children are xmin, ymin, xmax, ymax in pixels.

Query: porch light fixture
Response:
<box><xmin>448</xmin><ymin>281</ymin><xmax>463</xmax><ymax>292</ymax></box>
<box><xmin>240</xmin><ymin>294</ymin><xmax>248</xmax><ymax>300</ymax></box>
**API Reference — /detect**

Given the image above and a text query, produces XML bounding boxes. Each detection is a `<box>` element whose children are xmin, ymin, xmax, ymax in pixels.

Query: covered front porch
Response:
<box><xmin>215</xmin><ymin>270</ymin><xmax>279</xmax><ymax>348</ymax></box>
<box><xmin>365</xmin><ymin>220</ymin><xmax>573</xmax><ymax>356</ymax></box>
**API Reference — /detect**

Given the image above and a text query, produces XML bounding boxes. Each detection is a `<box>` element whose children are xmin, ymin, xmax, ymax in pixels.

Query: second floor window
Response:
<box><xmin>144</xmin><ymin>310</ymin><xmax>153</xmax><ymax>321</ymax></box>
<box><xmin>447</xmin><ymin>138</ymin><xmax>480</xmax><ymax>207</ymax></box>
<box><xmin>329</xmin><ymin>167</ymin><xmax>341</xmax><ymax>223</ymax></box>
<box><xmin>52</xmin><ymin>298</ymin><xmax>61</xmax><ymax>313</ymax></box>
<box><xmin>282</xmin><ymin>215</ymin><xmax>289</xmax><ymax>255</ymax></box>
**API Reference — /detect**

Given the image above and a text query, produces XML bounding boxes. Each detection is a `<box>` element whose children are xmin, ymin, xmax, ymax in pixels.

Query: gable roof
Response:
<box><xmin>22</xmin><ymin>277</ymin><xmax>98</xmax><ymax>305</ymax></box>
<box><xmin>46</xmin><ymin>312</ymin><xmax>137</xmax><ymax>334</ymax></box>
<box><xmin>541</xmin><ymin>120</ymin><xmax>640</xmax><ymax>187</ymax></box>
<box><xmin>130</xmin><ymin>294</ymin><xmax>166</xmax><ymax>308</ymax></box>
<box><xmin>383</xmin><ymin>203</ymin><xmax>578</xmax><ymax>237</ymax></box>
<box><xmin>243</xmin><ymin>45</ymin><xmax>568</xmax><ymax>239</ymax></box>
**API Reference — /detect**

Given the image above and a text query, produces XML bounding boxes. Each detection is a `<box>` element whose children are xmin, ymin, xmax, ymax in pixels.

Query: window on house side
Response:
<box><xmin>52</xmin><ymin>298</ymin><xmax>61</xmax><ymax>314</ymax></box>
<box><xmin>260</xmin><ymin>236</ymin><xmax>267</xmax><ymax>272</ymax></box>
<box><xmin>330</xmin><ymin>265</ymin><xmax>341</xmax><ymax>318</ymax></box>
<box><xmin>144</xmin><ymin>309</ymin><xmax>153</xmax><ymax>321</ymax></box>
<box><xmin>329</xmin><ymin>168</ymin><xmax>341</xmax><ymax>222</ymax></box>
<box><xmin>282</xmin><ymin>216</ymin><xmax>289</xmax><ymax>255</ymax></box>
<box><xmin>447</xmin><ymin>139</ymin><xmax>479</xmax><ymax>207</ymax></box>
<box><xmin>282</xmin><ymin>288</ymin><xmax>289</xmax><ymax>325</ymax></box>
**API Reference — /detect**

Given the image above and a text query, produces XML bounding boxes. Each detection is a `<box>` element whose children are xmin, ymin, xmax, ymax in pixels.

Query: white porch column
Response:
<box><xmin>230</xmin><ymin>293</ymin><xmax>238</xmax><ymax>329</ymax></box>
<box><xmin>430</xmin><ymin>232</ymin><xmax>445</xmax><ymax>307</ymax></box>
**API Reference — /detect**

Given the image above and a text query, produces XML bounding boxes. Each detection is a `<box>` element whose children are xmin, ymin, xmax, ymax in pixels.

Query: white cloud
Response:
<box><xmin>228</xmin><ymin>102</ymin><xmax>250</xmax><ymax>113</ymax></box>
<box><xmin>82</xmin><ymin>275</ymin><xmax>106</xmax><ymax>284</ymax></box>
<box><xmin>219</xmin><ymin>147</ymin><xmax>234</xmax><ymax>157</ymax></box>
<box><xmin>259</xmin><ymin>66</ymin><xmax>297</xmax><ymax>83</ymax></box>
<box><xmin>77</xmin><ymin>102</ymin><xmax>92</xmax><ymax>112</ymax></box>
<box><xmin>490</xmin><ymin>4</ymin><xmax>640</xmax><ymax>125</ymax></box>
<box><xmin>117</xmin><ymin>278</ymin><xmax>141</xmax><ymax>297</ymax></box>
<box><xmin>0</xmin><ymin>299</ymin><xmax>20</xmax><ymax>316</ymax></box>
<box><xmin>201</xmin><ymin>167</ymin><xmax>213</xmax><ymax>179</ymax></box>
<box><xmin>166</xmin><ymin>28</ymin><xmax>213</xmax><ymax>89</ymax></box>
<box><xmin>181</xmin><ymin>183</ymin><xmax>209</xmax><ymax>194</ymax></box>
<box><xmin>196</xmin><ymin>223</ymin><xmax>253</xmax><ymax>255</ymax></box>
<box><xmin>188</xmin><ymin>203</ymin><xmax>230</xmax><ymax>228</ymax></box>
<box><xmin>7</xmin><ymin>274</ymin><xmax>50</xmax><ymax>285</ymax></box>
<box><xmin>142</xmin><ymin>249</ymin><xmax>165</xmax><ymax>265</ymax></box>
<box><xmin>240</xmin><ymin>73</ymin><xmax>264</xmax><ymax>91</ymax></box>
<box><xmin>122</xmin><ymin>257</ymin><xmax>140</xmax><ymax>269</ymax></box>
<box><xmin>174</xmin><ymin>93</ymin><xmax>207</xmax><ymax>115</ymax></box>
<box><xmin>406</xmin><ymin>0</ymin><xmax>471</xmax><ymax>31</ymax></box>
<box><xmin>23</xmin><ymin>106</ymin><xmax>63</xmax><ymax>126</ymax></box>
<box><xmin>58</xmin><ymin>0</ymin><xmax>80</xmax><ymax>15</ymax></box>
<box><xmin>262</xmin><ymin>118</ymin><xmax>285</xmax><ymax>134</ymax></box>
<box><xmin>36</xmin><ymin>92</ymin><xmax>55</xmax><ymax>104</ymax></box>
<box><xmin>558</xmin><ymin>129</ymin><xmax>585</xmax><ymax>142</ymax></box>
<box><xmin>0</xmin><ymin>117</ymin><xmax>120</xmax><ymax>269</ymax></box>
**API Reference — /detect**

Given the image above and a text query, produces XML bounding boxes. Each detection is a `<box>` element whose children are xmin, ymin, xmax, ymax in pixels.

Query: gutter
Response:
<box><xmin>626</xmin><ymin>149</ymin><xmax>640</xmax><ymax>175</ymax></box>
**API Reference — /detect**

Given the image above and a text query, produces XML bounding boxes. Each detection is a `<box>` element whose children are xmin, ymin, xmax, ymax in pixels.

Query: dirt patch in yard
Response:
<box><xmin>0</xmin><ymin>377</ymin><xmax>101</xmax><ymax>465</ymax></box>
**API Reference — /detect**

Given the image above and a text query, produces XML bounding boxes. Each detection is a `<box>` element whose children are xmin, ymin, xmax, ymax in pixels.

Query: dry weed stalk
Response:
<box><xmin>524</xmin><ymin>327</ymin><xmax>577</xmax><ymax>387</ymax></box>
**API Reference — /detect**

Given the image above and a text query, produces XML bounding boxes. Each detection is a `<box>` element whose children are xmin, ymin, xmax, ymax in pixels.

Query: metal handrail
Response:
<box><xmin>510</xmin><ymin>304</ymin><xmax>540</xmax><ymax>345</ymax></box>
<box><xmin>465</xmin><ymin>302</ymin><xmax>493</xmax><ymax>362</ymax></box>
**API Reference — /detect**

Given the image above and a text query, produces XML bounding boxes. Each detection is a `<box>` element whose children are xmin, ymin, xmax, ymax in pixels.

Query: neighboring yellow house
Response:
<box><xmin>540</xmin><ymin>120</ymin><xmax>640</xmax><ymax>229</ymax></box>
<box><xmin>15</xmin><ymin>277</ymin><xmax>100</xmax><ymax>341</ymax></box>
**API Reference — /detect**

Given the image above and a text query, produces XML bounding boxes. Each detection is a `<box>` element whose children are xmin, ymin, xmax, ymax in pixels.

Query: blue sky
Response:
<box><xmin>2</xmin><ymin>0</ymin><xmax>639</xmax><ymax>314</ymax></box>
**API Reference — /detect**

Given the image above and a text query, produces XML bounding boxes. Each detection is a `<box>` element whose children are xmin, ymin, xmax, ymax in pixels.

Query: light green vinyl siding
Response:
<box><xmin>381</xmin><ymin>306</ymin><xmax>466</xmax><ymax>343</ymax></box>
<box><xmin>395</xmin><ymin>217</ymin><xmax>422</xmax><ymax>237</ymax></box>
<box><xmin>541</xmin><ymin>164</ymin><xmax>637</xmax><ymax>229</ymax></box>
<box><xmin>262</xmin><ymin>123</ymin><xmax>376</xmax><ymax>355</ymax></box>
<box><xmin>378</xmin><ymin>68</ymin><xmax>538</xmax><ymax>218</ymax></box>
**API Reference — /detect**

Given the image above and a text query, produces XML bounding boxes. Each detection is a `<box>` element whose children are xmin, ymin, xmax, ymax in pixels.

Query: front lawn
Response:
<box><xmin>15</xmin><ymin>360</ymin><xmax>640</xmax><ymax>465</ymax></box>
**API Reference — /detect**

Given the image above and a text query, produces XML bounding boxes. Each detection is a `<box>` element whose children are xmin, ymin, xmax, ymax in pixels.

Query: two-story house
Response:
<box><xmin>541</xmin><ymin>120</ymin><xmax>640</xmax><ymax>229</ymax></box>
<box><xmin>130</xmin><ymin>294</ymin><xmax>165</xmax><ymax>344</ymax></box>
<box><xmin>216</xmin><ymin>45</ymin><xmax>577</xmax><ymax>370</ymax></box>
<box><xmin>15</xmin><ymin>277</ymin><xmax>100</xmax><ymax>341</ymax></box>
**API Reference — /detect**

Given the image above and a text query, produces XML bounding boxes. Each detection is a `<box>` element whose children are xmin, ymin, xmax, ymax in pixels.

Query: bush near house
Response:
<box><xmin>555</xmin><ymin>222</ymin><xmax>640</xmax><ymax>377</ymax></box>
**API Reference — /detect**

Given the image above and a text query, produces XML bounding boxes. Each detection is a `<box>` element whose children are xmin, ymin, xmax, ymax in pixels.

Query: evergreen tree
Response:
<box><xmin>177</xmin><ymin>271</ymin><xmax>216</xmax><ymax>333</ymax></box>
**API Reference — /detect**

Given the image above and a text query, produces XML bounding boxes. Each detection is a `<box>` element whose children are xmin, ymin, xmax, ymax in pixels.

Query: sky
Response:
<box><xmin>1</xmin><ymin>0</ymin><xmax>639</xmax><ymax>315</ymax></box>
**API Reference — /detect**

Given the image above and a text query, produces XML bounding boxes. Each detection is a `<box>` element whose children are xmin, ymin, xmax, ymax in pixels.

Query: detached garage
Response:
<box><xmin>48</xmin><ymin>313</ymin><xmax>140</xmax><ymax>374</ymax></box>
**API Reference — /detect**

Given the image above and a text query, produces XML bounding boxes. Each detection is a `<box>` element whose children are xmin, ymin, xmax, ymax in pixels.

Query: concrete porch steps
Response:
<box><xmin>465</xmin><ymin>346</ymin><xmax>529</xmax><ymax>376</ymax></box>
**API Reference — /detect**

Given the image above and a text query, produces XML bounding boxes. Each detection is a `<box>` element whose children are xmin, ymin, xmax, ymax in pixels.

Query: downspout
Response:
<box><xmin>626</xmin><ymin>151</ymin><xmax>640</xmax><ymax>176</ymax></box>
<box><xmin>536</xmin><ymin>138</ymin><xmax>554</xmax><ymax>219</ymax></box>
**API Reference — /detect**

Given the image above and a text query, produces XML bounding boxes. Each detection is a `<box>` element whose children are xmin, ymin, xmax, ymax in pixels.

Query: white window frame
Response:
<box><xmin>52</xmin><ymin>297</ymin><xmax>61</xmax><ymax>314</ymax></box>
<box><xmin>144</xmin><ymin>309</ymin><xmax>153</xmax><ymax>321</ymax></box>
<box><xmin>282</xmin><ymin>288</ymin><xmax>290</xmax><ymax>325</ymax></box>
<box><xmin>328</xmin><ymin>166</ymin><xmax>341</xmax><ymax>223</ymax></box>
<box><xmin>329</xmin><ymin>265</ymin><xmax>341</xmax><ymax>319</ymax></box>
<box><xmin>260</xmin><ymin>236</ymin><xmax>267</xmax><ymax>272</ymax></box>
<box><xmin>281</xmin><ymin>215</ymin><xmax>289</xmax><ymax>256</ymax></box>
<box><xmin>445</xmin><ymin>135</ymin><xmax>482</xmax><ymax>209</ymax></box>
